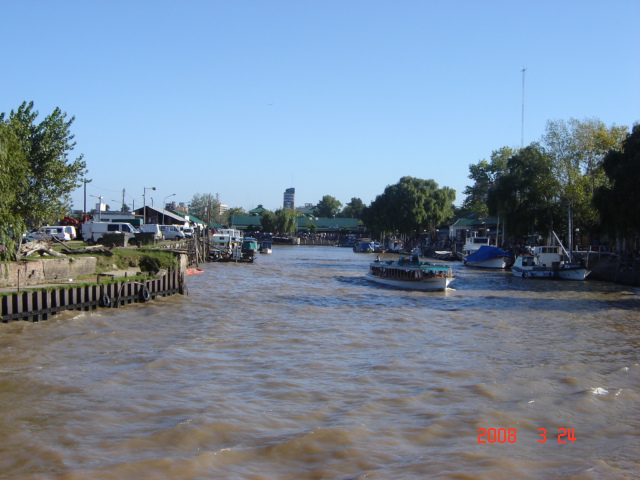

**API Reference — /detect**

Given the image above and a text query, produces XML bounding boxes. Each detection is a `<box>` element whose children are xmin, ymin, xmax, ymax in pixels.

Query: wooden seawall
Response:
<box><xmin>1</xmin><ymin>269</ymin><xmax>184</xmax><ymax>323</ymax></box>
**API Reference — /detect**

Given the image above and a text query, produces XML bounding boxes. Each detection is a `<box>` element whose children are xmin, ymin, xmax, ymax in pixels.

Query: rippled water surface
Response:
<box><xmin>1</xmin><ymin>246</ymin><xmax>639</xmax><ymax>479</ymax></box>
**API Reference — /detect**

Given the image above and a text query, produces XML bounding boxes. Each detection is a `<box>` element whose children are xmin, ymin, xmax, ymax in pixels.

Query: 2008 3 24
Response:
<box><xmin>477</xmin><ymin>428</ymin><xmax>576</xmax><ymax>443</ymax></box>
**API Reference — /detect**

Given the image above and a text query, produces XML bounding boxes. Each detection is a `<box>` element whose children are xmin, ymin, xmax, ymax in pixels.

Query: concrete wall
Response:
<box><xmin>0</xmin><ymin>257</ymin><xmax>98</xmax><ymax>287</ymax></box>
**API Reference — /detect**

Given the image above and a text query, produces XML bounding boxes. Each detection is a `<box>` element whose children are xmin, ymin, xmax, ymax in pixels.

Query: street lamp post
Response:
<box><xmin>163</xmin><ymin>194</ymin><xmax>176</xmax><ymax>225</ymax></box>
<box><xmin>89</xmin><ymin>195</ymin><xmax>104</xmax><ymax>222</ymax></box>
<box><xmin>82</xmin><ymin>178</ymin><xmax>92</xmax><ymax>218</ymax></box>
<box><xmin>143</xmin><ymin>187</ymin><xmax>156</xmax><ymax>224</ymax></box>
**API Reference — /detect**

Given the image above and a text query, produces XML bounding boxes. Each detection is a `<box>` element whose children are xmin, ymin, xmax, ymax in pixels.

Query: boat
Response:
<box><xmin>386</xmin><ymin>239</ymin><xmax>404</xmax><ymax>253</ymax></box>
<box><xmin>457</xmin><ymin>235</ymin><xmax>491</xmax><ymax>260</ymax></box>
<box><xmin>512</xmin><ymin>245</ymin><xmax>590</xmax><ymax>280</ymax></box>
<box><xmin>259</xmin><ymin>240</ymin><xmax>272</xmax><ymax>254</ymax></box>
<box><xmin>433</xmin><ymin>250</ymin><xmax>457</xmax><ymax>261</ymax></box>
<box><xmin>464</xmin><ymin>245</ymin><xmax>514</xmax><ymax>269</ymax></box>
<box><xmin>353</xmin><ymin>239</ymin><xmax>376</xmax><ymax>253</ymax></box>
<box><xmin>185</xmin><ymin>268</ymin><xmax>204</xmax><ymax>275</ymax></box>
<box><xmin>366</xmin><ymin>255</ymin><xmax>455</xmax><ymax>291</ymax></box>
<box><xmin>241</xmin><ymin>237</ymin><xmax>259</xmax><ymax>262</ymax></box>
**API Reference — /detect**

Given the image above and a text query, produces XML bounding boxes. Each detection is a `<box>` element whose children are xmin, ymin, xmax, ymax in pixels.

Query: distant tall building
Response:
<box><xmin>283</xmin><ymin>187</ymin><xmax>295</xmax><ymax>209</ymax></box>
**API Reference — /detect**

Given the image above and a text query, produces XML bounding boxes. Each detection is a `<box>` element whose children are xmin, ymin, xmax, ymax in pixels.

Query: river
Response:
<box><xmin>1</xmin><ymin>246</ymin><xmax>639</xmax><ymax>479</ymax></box>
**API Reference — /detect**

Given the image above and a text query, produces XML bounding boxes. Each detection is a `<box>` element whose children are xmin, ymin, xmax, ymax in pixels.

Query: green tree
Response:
<box><xmin>593</xmin><ymin>124</ymin><xmax>640</xmax><ymax>250</ymax></box>
<box><xmin>0</xmin><ymin>121</ymin><xmax>29</xmax><ymax>260</ymax></box>
<box><xmin>462</xmin><ymin>147</ymin><xmax>514</xmax><ymax>214</ymax></box>
<box><xmin>274</xmin><ymin>208</ymin><xmax>297</xmax><ymax>234</ymax></box>
<box><xmin>305</xmin><ymin>221</ymin><xmax>318</xmax><ymax>233</ymax></box>
<box><xmin>188</xmin><ymin>193</ymin><xmax>220</xmax><ymax>225</ymax></box>
<box><xmin>2</xmin><ymin>101</ymin><xmax>86</xmax><ymax>227</ymax></box>
<box><xmin>314</xmin><ymin>195</ymin><xmax>342</xmax><ymax>217</ymax></box>
<box><xmin>487</xmin><ymin>143</ymin><xmax>561</xmax><ymax>239</ymax></box>
<box><xmin>259</xmin><ymin>209</ymin><xmax>276</xmax><ymax>233</ymax></box>
<box><xmin>542</xmin><ymin>118</ymin><xmax>628</xmax><ymax>233</ymax></box>
<box><xmin>362</xmin><ymin>176</ymin><xmax>455</xmax><ymax>237</ymax></box>
<box><xmin>338</xmin><ymin>197</ymin><xmax>365</xmax><ymax>218</ymax></box>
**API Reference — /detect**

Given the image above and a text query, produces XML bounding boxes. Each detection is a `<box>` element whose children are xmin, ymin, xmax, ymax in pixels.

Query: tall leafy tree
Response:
<box><xmin>593</xmin><ymin>124</ymin><xmax>640</xmax><ymax>249</ymax></box>
<box><xmin>487</xmin><ymin>143</ymin><xmax>561</xmax><ymax>239</ymax></box>
<box><xmin>188</xmin><ymin>193</ymin><xmax>220</xmax><ymax>224</ymax></box>
<box><xmin>338</xmin><ymin>197</ymin><xmax>365</xmax><ymax>218</ymax></box>
<box><xmin>362</xmin><ymin>176</ymin><xmax>455</xmax><ymax>237</ymax></box>
<box><xmin>0</xmin><ymin>122</ymin><xmax>29</xmax><ymax>260</ymax></box>
<box><xmin>462</xmin><ymin>147</ymin><xmax>514</xmax><ymax>214</ymax></box>
<box><xmin>274</xmin><ymin>208</ymin><xmax>297</xmax><ymax>234</ymax></box>
<box><xmin>3</xmin><ymin>102</ymin><xmax>86</xmax><ymax>226</ymax></box>
<box><xmin>314</xmin><ymin>195</ymin><xmax>342</xmax><ymax>217</ymax></box>
<box><xmin>259</xmin><ymin>209</ymin><xmax>276</xmax><ymax>233</ymax></box>
<box><xmin>542</xmin><ymin>118</ymin><xmax>628</xmax><ymax>232</ymax></box>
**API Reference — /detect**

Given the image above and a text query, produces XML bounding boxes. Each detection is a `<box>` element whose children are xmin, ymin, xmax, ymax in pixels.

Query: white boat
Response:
<box><xmin>463</xmin><ymin>236</ymin><xmax>490</xmax><ymax>253</ymax></box>
<box><xmin>366</xmin><ymin>256</ymin><xmax>454</xmax><ymax>291</ymax></box>
<box><xmin>457</xmin><ymin>235</ymin><xmax>491</xmax><ymax>261</ymax></box>
<box><xmin>464</xmin><ymin>245</ymin><xmax>514</xmax><ymax>269</ymax></box>
<box><xmin>259</xmin><ymin>240</ymin><xmax>272</xmax><ymax>254</ymax></box>
<box><xmin>512</xmin><ymin>245</ymin><xmax>590</xmax><ymax>280</ymax></box>
<box><xmin>386</xmin><ymin>239</ymin><xmax>404</xmax><ymax>253</ymax></box>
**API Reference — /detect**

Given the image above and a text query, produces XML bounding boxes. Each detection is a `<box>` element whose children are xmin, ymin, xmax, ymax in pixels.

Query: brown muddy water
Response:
<box><xmin>1</xmin><ymin>246</ymin><xmax>639</xmax><ymax>480</ymax></box>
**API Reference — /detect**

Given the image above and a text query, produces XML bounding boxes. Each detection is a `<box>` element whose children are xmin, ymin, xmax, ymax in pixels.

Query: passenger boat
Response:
<box><xmin>512</xmin><ymin>245</ymin><xmax>590</xmax><ymax>280</ymax></box>
<box><xmin>185</xmin><ymin>268</ymin><xmax>204</xmax><ymax>275</ymax></box>
<box><xmin>464</xmin><ymin>245</ymin><xmax>514</xmax><ymax>269</ymax></box>
<box><xmin>366</xmin><ymin>255</ymin><xmax>454</xmax><ymax>291</ymax></box>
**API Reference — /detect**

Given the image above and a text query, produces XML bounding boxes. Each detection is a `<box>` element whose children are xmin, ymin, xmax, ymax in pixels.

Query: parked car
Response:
<box><xmin>32</xmin><ymin>226</ymin><xmax>72</xmax><ymax>242</ymax></box>
<box><xmin>181</xmin><ymin>227</ymin><xmax>194</xmax><ymax>238</ymax></box>
<box><xmin>160</xmin><ymin>225</ymin><xmax>185</xmax><ymax>240</ymax></box>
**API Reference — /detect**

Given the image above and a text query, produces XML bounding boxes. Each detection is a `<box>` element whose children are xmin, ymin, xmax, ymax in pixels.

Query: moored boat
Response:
<box><xmin>353</xmin><ymin>239</ymin><xmax>376</xmax><ymax>253</ymax></box>
<box><xmin>241</xmin><ymin>237</ymin><xmax>259</xmax><ymax>262</ymax></box>
<box><xmin>366</xmin><ymin>255</ymin><xmax>454</xmax><ymax>291</ymax></box>
<box><xmin>464</xmin><ymin>245</ymin><xmax>514</xmax><ymax>269</ymax></box>
<box><xmin>259</xmin><ymin>240</ymin><xmax>272</xmax><ymax>254</ymax></box>
<box><xmin>512</xmin><ymin>245</ymin><xmax>590</xmax><ymax>280</ymax></box>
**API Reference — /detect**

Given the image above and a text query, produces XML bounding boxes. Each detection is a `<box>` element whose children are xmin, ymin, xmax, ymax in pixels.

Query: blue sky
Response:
<box><xmin>3</xmin><ymin>1</ymin><xmax>639</xmax><ymax>214</ymax></box>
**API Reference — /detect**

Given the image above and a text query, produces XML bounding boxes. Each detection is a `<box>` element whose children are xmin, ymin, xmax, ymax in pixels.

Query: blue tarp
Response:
<box><xmin>466</xmin><ymin>245</ymin><xmax>513</xmax><ymax>262</ymax></box>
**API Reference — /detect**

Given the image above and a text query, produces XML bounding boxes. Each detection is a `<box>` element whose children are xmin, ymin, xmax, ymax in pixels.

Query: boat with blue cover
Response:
<box><xmin>464</xmin><ymin>245</ymin><xmax>514</xmax><ymax>269</ymax></box>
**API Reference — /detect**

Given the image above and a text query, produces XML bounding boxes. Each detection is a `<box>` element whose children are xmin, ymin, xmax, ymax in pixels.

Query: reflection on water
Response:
<box><xmin>1</xmin><ymin>246</ymin><xmax>639</xmax><ymax>479</ymax></box>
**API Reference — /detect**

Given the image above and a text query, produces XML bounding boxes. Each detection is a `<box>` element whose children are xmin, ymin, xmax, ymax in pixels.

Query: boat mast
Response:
<box><xmin>521</xmin><ymin>67</ymin><xmax>526</xmax><ymax>149</ymax></box>
<box><xmin>567</xmin><ymin>204</ymin><xmax>573</xmax><ymax>262</ymax></box>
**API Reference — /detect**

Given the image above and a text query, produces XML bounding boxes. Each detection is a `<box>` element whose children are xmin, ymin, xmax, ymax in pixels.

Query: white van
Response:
<box><xmin>139</xmin><ymin>224</ymin><xmax>163</xmax><ymax>240</ymax></box>
<box><xmin>62</xmin><ymin>225</ymin><xmax>77</xmax><ymax>240</ymax></box>
<box><xmin>82</xmin><ymin>222</ymin><xmax>138</xmax><ymax>245</ymax></box>
<box><xmin>159</xmin><ymin>225</ymin><xmax>185</xmax><ymax>240</ymax></box>
<box><xmin>33</xmin><ymin>226</ymin><xmax>72</xmax><ymax>242</ymax></box>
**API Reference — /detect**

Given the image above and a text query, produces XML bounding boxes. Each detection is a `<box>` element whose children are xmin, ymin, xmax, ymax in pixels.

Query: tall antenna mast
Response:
<box><xmin>521</xmin><ymin>67</ymin><xmax>526</xmax><ymax>149</ymax></box>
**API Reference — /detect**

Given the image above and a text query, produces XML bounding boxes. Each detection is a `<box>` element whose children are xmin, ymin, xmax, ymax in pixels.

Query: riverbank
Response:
<box><xmin>1</xmin><ymin>251</ymin><xmax>188</xmax><ymax>322</ymax></box>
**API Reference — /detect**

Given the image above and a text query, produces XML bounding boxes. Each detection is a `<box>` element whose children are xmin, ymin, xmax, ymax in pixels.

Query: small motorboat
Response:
<box><xmin>185</xmin><ymin>268</ymin><xmax>204</xmax><ymax>275</ymax></box>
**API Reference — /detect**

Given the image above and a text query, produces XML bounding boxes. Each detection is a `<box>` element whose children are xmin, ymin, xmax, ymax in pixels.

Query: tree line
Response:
<box><xmin>463</xmin><ymin>118</ymin><xmax>638</xmax><ymax>252</ymax></box>
<box><xmin>2</xmin><ymin>100</ymin><xmax>636</xmax><ymax>259</ymax></box>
